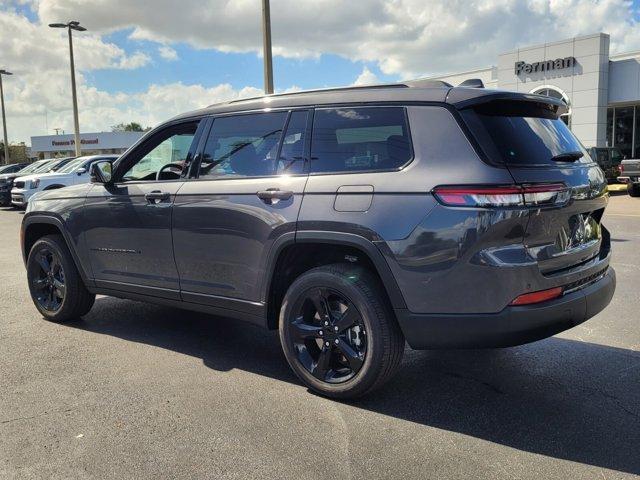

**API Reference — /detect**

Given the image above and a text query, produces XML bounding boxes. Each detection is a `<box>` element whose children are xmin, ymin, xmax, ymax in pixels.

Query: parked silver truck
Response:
<box><xmin>618</xmin><ymin>158</ymin><xmax>640</xmax><ymax>197</ymax></box>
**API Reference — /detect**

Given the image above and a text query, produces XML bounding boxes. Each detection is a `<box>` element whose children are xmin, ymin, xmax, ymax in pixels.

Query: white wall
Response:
<box><xmin>497</xmin><ymin>33</ymin><xmax>610</xmax><ymax>148</ymax></box>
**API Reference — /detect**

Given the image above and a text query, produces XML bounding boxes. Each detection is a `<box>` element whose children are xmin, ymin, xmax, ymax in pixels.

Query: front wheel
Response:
<box><xmin>279</xmin><ymin>264</ymin><xmax>404</xmax><ymax>399</ymax></box>
<box><xmin>27</xmin><ymin>234</ymin><xmax>95</xmax><ymax>322</ymax></box>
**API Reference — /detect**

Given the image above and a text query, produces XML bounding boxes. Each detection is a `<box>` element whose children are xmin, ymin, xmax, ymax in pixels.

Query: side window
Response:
<box><xmin>277</xmin><ymin>110</ymin><xmax>308</xmax><ymax>175</ymax></box>
<box><xmin>310</xmin><ymin>107</ymin><xmax>412</xmax><ymax>174</ymax></box>
<box><xmin>595</xmin><ymin>150</ymin><xmax>609</xmax><ymax>166</ymax></box>
<box><xmin>199</xmin><ymin>112</ymin><xmax>288</xmax><ymax>179</ymax></box>
<box><xmin>121</xmin><ymin>122</ymin><xmax>198</xmax><ymax>182</ymax></box>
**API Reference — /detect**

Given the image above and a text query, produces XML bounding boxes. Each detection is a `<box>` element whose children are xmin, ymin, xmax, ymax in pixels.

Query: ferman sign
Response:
<box><xmin>515</xmin><ymin>56</ymin><xmax>576</xmax><ymax>75</ymax></box>
<box><xmin>51</xmin><ymin>138</ymin><xmax>99</xmax><ymax>147</ymax></box>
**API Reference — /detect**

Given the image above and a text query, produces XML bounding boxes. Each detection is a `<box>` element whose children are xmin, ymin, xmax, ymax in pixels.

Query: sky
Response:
<box><xmin>1</xmin><ymin>0</ymin><xmax>640</xmax><ymax>145</ymax></box>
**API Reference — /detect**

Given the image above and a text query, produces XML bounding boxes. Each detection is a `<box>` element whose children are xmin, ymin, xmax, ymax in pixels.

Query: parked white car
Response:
<box><xmin>11</xmin><ymin>155</ymin><xmax>118</xmax><ymax>208</ymax></box>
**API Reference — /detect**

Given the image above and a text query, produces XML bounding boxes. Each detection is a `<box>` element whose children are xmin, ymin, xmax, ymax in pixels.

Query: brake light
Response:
<box><xmin>619</xmin><ymin>164</ymin><xmax>624</xmax><ymax>174</ymax></box>
<box><xmin>433</xmin><ymin>184</ymin><xmax>570</xmax><ymax>208</ymax></box>
<box><xmin>510</xmin><ymin>287</ymin><xmax>563</xmax><ymax>306</ymax></box>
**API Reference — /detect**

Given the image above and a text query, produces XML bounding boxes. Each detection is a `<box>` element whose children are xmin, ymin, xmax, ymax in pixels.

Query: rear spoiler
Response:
<box><xmin>446</xmin><ymin>89</ymin><xmax>568</xmax><ymax>116</ymax></box>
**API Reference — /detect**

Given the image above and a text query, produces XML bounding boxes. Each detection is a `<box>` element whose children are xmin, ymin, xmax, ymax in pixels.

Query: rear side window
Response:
<box><xmin>310</xmin><ymin>107</ymin><xmax>412</xmax><ymax>174</ymax></box>
<box><xmin>461</xmin><ymin>100</ymin><xmax>590</xmax><ymax>166</ymax></box>
<box><xmin>199</xmin><ymin>112</ymin><xmax>288</xmax><ymax>179</ymax></box>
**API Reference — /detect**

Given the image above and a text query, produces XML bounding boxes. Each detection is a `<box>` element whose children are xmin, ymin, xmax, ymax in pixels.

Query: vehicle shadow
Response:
<box><xmin>72</xmin><ymin>297</ymin><xmax>640</xmax><ymax>475</ymax></box>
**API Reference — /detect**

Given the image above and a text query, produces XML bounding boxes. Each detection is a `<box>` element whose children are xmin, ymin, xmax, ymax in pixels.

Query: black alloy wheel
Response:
<box><xmin>288</xmin><ymin>287</ymin><xmax>367</xmax><ymax>384</ymax></box>
<box><xmin>27</xmin><ymin>234</ymin><xmax>96</xmax><ymax>322</ymax></box>
<box><xmin>279</xmin><ymin>264</ymin><xmax>405</xmax><ymax>398</ymax></box>
<box><xmin>31</xmin><ymin>247</ymin><xmax>66</xmax><ymax>312</ymax></box>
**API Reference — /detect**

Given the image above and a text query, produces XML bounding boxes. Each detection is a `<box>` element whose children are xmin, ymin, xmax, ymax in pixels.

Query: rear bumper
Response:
<box><xmin>618</xmin><ymin>176</ymin><xmax>640</xmax><ymax>184</ymax></box>
<box><xmin>395</xmin><ymin>267</ymin><xmax>616</xmax><ymax>349</ymax></box>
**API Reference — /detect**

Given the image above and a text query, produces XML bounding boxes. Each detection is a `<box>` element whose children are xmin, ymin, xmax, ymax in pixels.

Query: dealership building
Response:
<box><xmin>30</xmin><ymin>131</ymin><xmax>144</xmax><ymax>159</ymax></box>
<box><xmin>428</xmin><ymin>32</ymin><xmax>640</xmax><ymax>159</ymax></box>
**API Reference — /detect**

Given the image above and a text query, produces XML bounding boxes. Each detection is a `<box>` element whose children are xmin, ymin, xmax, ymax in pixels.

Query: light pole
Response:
<box><xmin>49</xmin><ymin>21</ymin><xmax>86</xmax><ymax>156</ymax></box>
<box><xmin>261</xmin><ymin>0</ymin><xmax>274</xmax><ymax>94</ymax></box>
<box><xmin>0</xmin><ymin>69</ymin><xmax>12</xmax><ymax>165</ymax></box>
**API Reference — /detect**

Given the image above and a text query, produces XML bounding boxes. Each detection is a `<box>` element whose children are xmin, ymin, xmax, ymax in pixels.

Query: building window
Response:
<box><xmin>530</xmin><ymin>86</ymin><xmax>571</xmax><ymax>127</ymax></box>
<box><xmin>607</xmin><ymin>108</ymin><xmax>614</xmax><ymax>148</ymax></box>
<box><xmin>614</xmin><ymin>106</ymin><xmax>634</xmax><ymax>159</ymax></box>
<box><xmin>635</xmin><ymin>107</ymin><xmax>639</xmax><ymax>159</ymax></box>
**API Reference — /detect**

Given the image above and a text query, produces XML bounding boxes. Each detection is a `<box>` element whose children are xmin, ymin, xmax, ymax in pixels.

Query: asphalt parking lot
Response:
<box><xmin>1</xmin><ymin>194</ymin><xmax>639</xmax><ymax>480</ymax></box>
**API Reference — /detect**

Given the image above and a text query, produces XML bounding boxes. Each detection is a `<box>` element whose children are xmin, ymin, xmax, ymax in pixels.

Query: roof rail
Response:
<box><xmin>404</xmin><ymin>79</ymin><xmax>453</xmax><ymax>88</ymax></box>
<box><xmin>458</xmin><ymin>78</ymin><xmax>485</xmax><ymax>88</ymax></box>
<box><xmin>218</xmin><ymin>83</ymin><xmax>409</xmax><ymax>106</ymax></box>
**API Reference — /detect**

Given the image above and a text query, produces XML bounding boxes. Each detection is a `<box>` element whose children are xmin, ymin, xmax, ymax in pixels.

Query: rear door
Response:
<box><xmin>460</xmin><ymin>100</ymin><xmax>608</xmax><ymax>274</ymax></box>
<box><xmin>172</xmin><ymin>109</ymin><xmax>310</xmax><ymax>309</ymax></box>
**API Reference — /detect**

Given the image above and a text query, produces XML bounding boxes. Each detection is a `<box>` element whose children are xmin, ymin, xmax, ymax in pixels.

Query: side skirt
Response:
<box><xmin>88</xmin><ymin>285</ymin><xmax>267</xmax><ymax>328</ymax></box>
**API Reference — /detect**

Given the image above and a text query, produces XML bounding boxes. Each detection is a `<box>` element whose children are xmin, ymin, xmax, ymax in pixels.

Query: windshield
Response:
<box><xmin>15</xmin><ymin>160</ymin><xmax>50</xmax><ymax>175</ymax></box>
<box><xmin>32</xmin><ymin>160</ymin><xmax>59</xmax><ymax>173</ymax></box>
<box><xmin>461</xmin><ymin>100</ymin><xmax>591</xmax><ymax>166</ymax></box>
<box><xmin>58</xmin><ymin>157</ymin><xmax>87</xmax><ymax>174</ymax></box>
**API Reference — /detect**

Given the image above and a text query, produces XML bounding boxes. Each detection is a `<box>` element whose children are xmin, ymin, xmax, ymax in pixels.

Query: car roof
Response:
<box><xmin>170</xmin><ymin>82</ymin><xmax>567</xmax><ymax>122</ymax></box>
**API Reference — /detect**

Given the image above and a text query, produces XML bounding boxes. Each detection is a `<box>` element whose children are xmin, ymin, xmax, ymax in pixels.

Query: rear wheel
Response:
<box><xmin>279</xmin><ymin>264</ymin><xmax>404</xmax><ymax>399</ymax></box>
<box><xmin>27</xmin><ymin>234</ymin><xmax>95</xmax><ymax>322</ymax></box>
<box><xmin>628</xmin><ymin>183</ymin><xmax>640</xmax><ymax>197</ymax></box>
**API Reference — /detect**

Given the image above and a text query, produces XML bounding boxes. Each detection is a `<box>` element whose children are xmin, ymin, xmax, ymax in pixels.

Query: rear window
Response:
<box><xmin>461</xmin><ymin>100</ymin><xmax>591</xmax><ymax>166</ymax></box>
<box><xmin>310</xmin><ymin>107</ymin><xmax>412</xmax><ymax>173</ymax></box>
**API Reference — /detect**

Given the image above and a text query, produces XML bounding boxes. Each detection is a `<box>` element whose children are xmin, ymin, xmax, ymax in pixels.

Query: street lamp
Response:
<box><xmin>261</xmin><ymin>0</ymin><xmax>274</xmax><ymax>94</ymax></box>
<box><xmin>49</xmin><ymin>21</ymin><xmax>86</xmax><ymax>156</ymax></box>
<box><xmin>0</xmin><ymin>69</ymin><xmax>12</xmax><ymax>165</ymax></box>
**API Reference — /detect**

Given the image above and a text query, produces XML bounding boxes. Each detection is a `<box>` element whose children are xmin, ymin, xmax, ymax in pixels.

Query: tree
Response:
<box><xmin>112</xmin><ymin>122</ymin><xmax>146</xmax><ymax>132</ymax></box>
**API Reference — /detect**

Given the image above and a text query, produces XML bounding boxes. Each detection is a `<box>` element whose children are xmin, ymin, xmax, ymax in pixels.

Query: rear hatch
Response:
<box><xmin>460</xmin><ymin>98</ymin><xmax>609</xmax><ymax>275</ymax></box>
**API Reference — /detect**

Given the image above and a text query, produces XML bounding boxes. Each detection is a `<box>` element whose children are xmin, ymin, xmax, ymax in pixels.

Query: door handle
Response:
<box><xmin>145</xmin><ymin>190</ymin><xmax>171</xmax><ymax>204</ymax></box>
<box><xmin>256</xmin><ymin>188</ymin><xmax>294</xmax><ymax>202</ymax></box>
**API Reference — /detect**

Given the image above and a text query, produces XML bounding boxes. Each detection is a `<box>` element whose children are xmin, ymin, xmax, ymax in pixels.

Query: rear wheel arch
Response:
<box><xmin>264</xmin><ymin>232</ymin><xmax>406</xmax><ymax>329</ymax></box>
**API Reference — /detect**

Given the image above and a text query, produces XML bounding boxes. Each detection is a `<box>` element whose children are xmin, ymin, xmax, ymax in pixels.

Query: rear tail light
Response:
<box><xmin>510</xmin><ymin>287</ymin><xmax>563</xmax><ymax>306</ymax></box>
<box><xmin>619</xmin><ymin>164</ymin><xmax>624</xmax><ymax>174</ymax></box>
<box><xmin>433</xmin><ymin>184</ymin><xmax>570</xmax><ymax>208</ymax></box>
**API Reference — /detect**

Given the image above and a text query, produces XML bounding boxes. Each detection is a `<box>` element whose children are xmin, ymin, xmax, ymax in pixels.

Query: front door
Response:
<box><xmin>83</xmin><ymin>120</ymin><xmax>203</xmax><ymax>298</ymax></box>
<box><xmin>173</xmin><ymin>110</ymin><xmax>310</xmax><ymax>309</ymax></box>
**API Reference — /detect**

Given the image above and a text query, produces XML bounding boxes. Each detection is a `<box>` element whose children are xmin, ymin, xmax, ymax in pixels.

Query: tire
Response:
<box><xmin>628</xmin><ymin>184</ymin><xmax>640</xmax><ymax>197</ymax></box>
<box><xmin>27</xmin><ymin>234</ymin><xmax>95</xmax><ymax>322</ymax></box>
<box><xmin>278</xmin><ymin>264</ymin><xmax>405</xmax><ymax>399</ymax></box>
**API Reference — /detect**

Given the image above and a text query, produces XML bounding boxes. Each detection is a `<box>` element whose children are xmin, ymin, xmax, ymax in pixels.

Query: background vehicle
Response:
<box><xmin>0</xmin><ymin>163</ymin><xmax>29</xmax><ymax>174</ymax></box>
<box><xmin>618</xmin><ymin>158</ymin><xmax>640</xmax><ymax>196</ymax></box>
<box><xmin>587</xmin><ymin>147</ymin><xmax>624</xmax><ymax>183</ymax></box>
<box><xmin>0</xmin><ymin>159</ymin><xmax>53</xmax><ymax>206</ymax></box>
<box><xmin>11</xmin><ymin>155</ymin><xmax>118</xmax><ymax>208</ymax></box>
<box><xmin>21</xmin><ymin>83</ymin><xmax>615</xmax><ymax>398</ymax></box>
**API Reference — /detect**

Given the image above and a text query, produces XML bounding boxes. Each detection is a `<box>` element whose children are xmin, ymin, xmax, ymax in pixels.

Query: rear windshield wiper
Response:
<box><xmin>550</xmin><ymin>151</ymin><xmax>584</xmax><ymax>162</ymax></box>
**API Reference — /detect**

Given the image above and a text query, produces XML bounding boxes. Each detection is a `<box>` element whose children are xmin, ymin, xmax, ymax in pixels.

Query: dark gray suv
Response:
<box><xmin>21</xmin><ymin>82</ymin><xmax>616</xmax><ymax>398</ymax></box>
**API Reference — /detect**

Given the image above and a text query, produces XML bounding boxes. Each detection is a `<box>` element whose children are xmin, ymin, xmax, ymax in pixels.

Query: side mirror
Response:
<box><xmin>76</xmin><ymin>167</ymin><xmax>87</xmax><ymax>176</ymax></box>
<box><xmin>90</xmin><ymin>161</ymin><xmax>113</xmax><ymax>184</ymax></box>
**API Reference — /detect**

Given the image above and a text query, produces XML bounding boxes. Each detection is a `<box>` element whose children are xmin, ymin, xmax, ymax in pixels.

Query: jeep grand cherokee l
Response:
<box><xmin>21</xmin><ymin>82</ymin><xmax>615</xmax><ymax>398</ymax></box>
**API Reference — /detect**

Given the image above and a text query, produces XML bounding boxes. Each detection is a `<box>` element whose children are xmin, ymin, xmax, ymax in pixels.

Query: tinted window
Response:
<box><xmin>462</xmin><ymin>100</ymin><xmax>590</xmax><ymax>166</ymax></box>
<box><xmin>199</xmin><ymin>112</ymin><xmax>288</xmax><ymax>179</ymax></box>
<box><xmin>310</xmin><ymin>107</ymin><xmax>412</xmax><ymax>174</ymax></box>
<box><xmin>122</xmin><ymin>123</ymin><xmax>198</xmax><ymax>181</ymax></box>
<box><xmin>610</xmin><ymin>148</ymin><xmax>623</xmax><ymax>164</ymax></box>
<box><xmin>277</xmin><ymin>110</ymin><xmax>308</xmax><ymax>175</ymax></box>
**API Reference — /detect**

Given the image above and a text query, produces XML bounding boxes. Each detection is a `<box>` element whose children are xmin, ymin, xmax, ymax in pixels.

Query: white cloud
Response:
<box><xmin>158</xmin><ymin>45</ymin><xmax>178</xmax><ymax>61</ymax></box>
<box><xmin>353</xmin><ymin>67</ymin><xmax>379</xmax><ymax>86</ymax></box>
<box><xmin>35</xmin><ymin>0</ymin><xmax>640</xmax><ymax>78</ymax></box>
<box><xmin>3</xmin><ymin>0</ymin><xmax>640</xmax><ymax>144</ymax></box>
